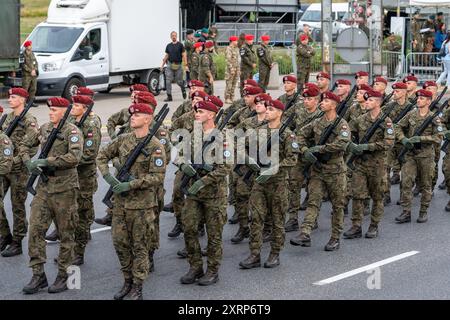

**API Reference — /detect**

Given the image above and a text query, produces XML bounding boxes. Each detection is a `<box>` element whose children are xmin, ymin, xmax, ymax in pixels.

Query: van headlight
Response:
<box><xmin>42</xmin><ymin>59</ymin><xmax>65</xmax><ymax>72</ymax></box>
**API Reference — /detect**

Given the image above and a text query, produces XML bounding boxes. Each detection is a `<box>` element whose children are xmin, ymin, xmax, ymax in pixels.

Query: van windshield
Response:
<box><xmin>29</xmin><ymin>26</ymin><xmax>84</xmax><ymax>53</ymax></box>
<box><xmin>301</xmin><ymin>10</ymin><xmax>321</xmax><ymax>22</ymax></box>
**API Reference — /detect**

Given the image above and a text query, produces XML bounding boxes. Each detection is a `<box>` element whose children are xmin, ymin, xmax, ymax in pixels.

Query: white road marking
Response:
<box><xmin>313</xmin><ymin>251</ymin><xmax>420</xmax><ymax>286</ymax></box>
<box><xmin>90</xmin><ymin>227</ymin><xmax>112</xmax><ymax>234</ymax></box>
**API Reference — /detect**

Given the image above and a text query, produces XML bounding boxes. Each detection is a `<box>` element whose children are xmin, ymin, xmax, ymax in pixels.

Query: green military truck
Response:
<box><xmin>0</xmin><ymin>0</ymin><xmax>21</xmax><ymax>97</ymax></box>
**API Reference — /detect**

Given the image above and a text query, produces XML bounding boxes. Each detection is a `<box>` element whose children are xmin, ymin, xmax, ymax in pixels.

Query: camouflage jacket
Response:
<box><xmin>199</xmin><ymin>52</ymin><xmax>216</xmax><ymax>82</ymax></box>
<box><xmin>172</xmin><ymin>100</ymin><xmax>192</xmax><ymax>123</ymax></box>
<box><xmin>22</xmin><ymin>50</ymin><xmax>38</xmax><ymax>76</ymax></box>
<box><xmin>0</xmin><ymin>133</ymin><xmax>13</xmax><ymax>176</ymax></box>
<box><xmin>240</xmin><ymin>43</ymin><xmax>257</xmax><ymax>70</ymax></box>
<box><xmin>190</xmin><ymin>51</ymin><xmax>201</xmax><ymax>79</ymax></box>
<box><xmin>278</xmin><ymin>92</ymin><xmax>303</xmax><ymax>131</ymax></box>
<box><xmin>383</xmin><ymin>99</ymin><xmax>410</xmax><ymax>125</ymax></box>
<box><xmin>344</xmin><ymin>102</ymin><xmax>367</xmax><ymax>124</ymax></box>
<box><xmin>296</xmin><ymin>43</ymin><xmax>315</xmax><ymax>68</ymax></box>
<box><xmin>227</xmin><ymin>105</ymin><xmax>254</xmax><ymax>129</ymax></box>
<box><xmin>107</xmin><ymin>107</ymin><xmax>130</xmax><ymax>139</ymax></box>
<box><xmin>225</xmin><ymin>45</ymin><xmax>240</xmax><ymax>72</ymax></box>
<box><xmin>257</xmin><ymin>44</ymin><xmax>273</xmax><ymax>68</ymax></box>
<box><xmin>294</xmin><ymin>107</ymin><xmax>322</xmax><ymax>135</ymax></box>
<box><xmin>184</xmin><ymin>39</ymin><xmax>195</xmax><ymax>66</ymax></box>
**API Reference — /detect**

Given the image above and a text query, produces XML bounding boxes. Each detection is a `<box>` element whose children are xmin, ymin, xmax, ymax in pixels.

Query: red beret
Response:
<box><xmin>245</xmin><ymin>34</ymin><xmax>254</xmax><ymax>41</ymax></box>
<box><xmin>8</xmin><ymin>87</ymin><xmax>29</xmax><ymax>99</ymax></box>
<box><xmin>244</xmin><ymin>79</ymin><xmax>259</xmax><ymax>87</ymax></box>
<box><xmin>392</xmin><ymin>82</ymin><xmax>407</xmax><ymax>90</ymax></box>
<box><xmin>129</xmin><ymin>84</ymin><xmax>148</xmax><ymax>93</ymax></box>
<box><xmin>76</xmin><ymin>87</ymin><xmax>94</xmax><ymax>97</ymax></box>
<box><xmin>205</xmin><ymin>95</ymin><xmax>223</xmax><ymax>108</ymax></box>
<box><xmin>128</xmin><ymin>103</ymin><xmax>154</xmax><ymax>115</ymax></box>
<box><xmin>300</xmin><ymin>34</ymin><xmax>308</xmax><ymax>42</ymax></box>
<box><xmin>243</xmin><ymin>86</ymin><xmax>263</xmax><ymax>96</ymax></box>
<box><xmin>416</xmin><ymin>89</ymin><xmax>433</xmax><ymax>98</ymax></box>
<box><xmin>363</xmin><ymin>89</ymin><xmax>383</xmax><ymax>100</ymax></box>
<box><xmin>302</xmin><ymin>88</ymin><xmax>320</xmax><ymax>97</ymax></box>
<box><xmin>374</xmin><ymin>76</ymin><xmax>387</xmax><ymax>85</ymax></box>
<box><xmin>403</xmin><ymin>75</ymin><xmax>418</xmax><ymax>83</ymax></box>
<box><xmin>0</xmin><ymin>106</ymin><xmax>3</xmax><ymax>113</ymax></box>
<box><xmin>423</xmin><ymin>81</ymin><xmax>437</xmax><ymax>89</ymax></box>
<box><xmin>261</xmin><ymin>35</ymin><xmax>270</xmax><ymax>42</ymax></box>
<box><xmin>268</xmin><ymin>99</ymin><xmax>285</xmax><ymax>111</ymax></box>
<box><xmin>254</xmin><ymin>93</ymin><xmax>272</xmax><ymax>104</ymax></box>
<box><xmin>47</xmin><ymin>97</ymin><xmax>70</xmax><ymax>108</ymax></box>
<box><xmin>304</xmin><ymin>82</ymin><xmax>320</xmax><ymax>91</ymax></box>
<box><xmin>317</xmin><ymin>72</ymin><xmax>330</xmax><ymax>80</ymax></box>
<box><xmin>321</xmin><ymin>91</ymin><xmax>341</xmax><ymax>104</ymax></box>
<box><xmin>188</xmin><ymin>80</ymin><xmax>204</xmax><ymax>88</ymax></box>
<box><xmin>355</xmin><ymin>71</ymin><xmax>369</xmax><ymax>78</ymax></box>
<box><xmin>135</xmin><ymin>93</ymin><xmax>157</xmax><ymax>107</ymax></box>
<box><xmin>205</xmin><ymin>40</ymin><xmax>214</xmax><ymax>48</ymax></box>
<box><xmin>336</xmin><ymin>79</ymin><xmax>351</xmax><ymax>86</ymax></box>
<box><xmin>358</xmin><ymin>84</ymin><xmax>372</xmax><ymax>91</ymax></box>
<box><xmin>23</xmin><ymin>40</ymin><xmax>32</xmax><ymax>48</ymax></box>
<box><xmin>194</xmin><ymin>101</ymin><xmax>219</xmax><ymax>113</ymax></box>
<box><xmin>229</xmin><ymin>36</ymin><xmax>238</xmax><ymax>42</ymax></box>
<box><xmin>194</xmin><ymin>42</ymin><xmax>204</xmax><ymax>49</ymax></box>
<box><xmin>283</xmin><ymin>75</ymin><xmax>297</xmax><ymax>83</ymax></box>
<box><xmin>191</xmin><ymin>90</ymin><xmax>208</xmax><ymax>100</ymax></box>
<box><xmin>72</xmin><ymin>95</ymin><xmax>93</xmax><ymax>106</ymax></box>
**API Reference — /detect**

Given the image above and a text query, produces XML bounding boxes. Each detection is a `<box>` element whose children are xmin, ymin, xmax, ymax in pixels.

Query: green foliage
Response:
<box><xmin>213</xmin><ymin>53</ymin><xmax>226</xmax><ymax>80</ymax></box>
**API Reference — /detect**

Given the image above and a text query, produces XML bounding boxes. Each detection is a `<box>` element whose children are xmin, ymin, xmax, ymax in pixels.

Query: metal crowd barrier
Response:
<box><xmin>382</xmin><ymin>50</ymin><xmax>403</xmax><ymax>81</ymax></box>
<box><xmin>404</xmin><ymin>52</ymin><xmax>443</xmax><ymax>83</ymax></box>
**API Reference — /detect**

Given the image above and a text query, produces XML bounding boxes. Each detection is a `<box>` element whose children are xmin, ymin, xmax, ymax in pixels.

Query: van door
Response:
<box><xmin>71</xmin><ymin>25</ymin><xmax>109</xmax><ymax>90</ymax></box>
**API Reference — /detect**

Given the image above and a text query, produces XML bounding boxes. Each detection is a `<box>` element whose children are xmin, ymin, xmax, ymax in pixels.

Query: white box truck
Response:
<box><xmin>25</xmin><ymin>0</ymin><xmax>179</xmax><ymax>98</ymax></box>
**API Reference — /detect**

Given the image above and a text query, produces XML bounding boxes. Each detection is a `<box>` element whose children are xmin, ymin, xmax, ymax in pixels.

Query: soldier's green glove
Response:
<box><xmin>26</xmin><ymin>159</ymin><xmax>48</xmax><ymax>174</ymax></box>
<box><xmin>444</xmin><ymin>130</ymin><xmax>450</xmax><ymax>140</ymax></box>
<box><xmin>202</xmin><ymin>164</ymin><xmax>214</xmax><ymax>172</ymax></box>
<box><xmin>187</xmin><ymin>179</ymin><xmax>206</xmax><ymax>195</ymax></box>
<box><xmin>352</xmin><ymin>143</ymin><xmax>370</xmax><ymax>155</ymax></box>
<box><xmin>401</xmin><ymin>137</ymin><xmax>414</xmax><ymax>150</ymax></box>
<box><xmin>303</xmin><ymin>150</ymin><xmax>318</xmax><ymax>164</ymax></box>
<box><xmin>110</xmin><ymin>132</ymin><xmax>117</xmax><ymax>140</ymax></box>
<box><xmin>409</xmin><ymin>136</ymin><xmax>421</xmax><ymax>144</ymax></box>
<box><xmin>103</xmin><ymin>173</ymin><xmax>120</xmax><ymax>187</ymax></box>
<box><xmin>180</xmin><ymin>163</ymin><xmax>197</xmax><ymax>177</ymax></box>
<box><xmin>308</xmin><ymin>145</ymin><xmax>323</xmax><ymax>154</ymax></box>
<box><xmin>255</xmin><ymin>165</ymin><xmax>279</xmax><ymax>184</ymax></box>
<box><xmin>347</xmin><ymin>142</ymin><xmax>358</xmax><ymax>154</ymax></box>
<box><xmin>112</xmin><ymin>182</ymin><xmax>131</xmax><ymax>194</ymax></box>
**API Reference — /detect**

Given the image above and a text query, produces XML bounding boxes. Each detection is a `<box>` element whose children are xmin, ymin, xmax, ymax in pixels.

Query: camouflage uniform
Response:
<box><xmin>257</xmin><ymin>44</ymin><xmax>273</xmax><ymax>91</ymax></box>
<box><xmin>172</xmin><ymin>100</ymin><xmax>192</xmax><ymax>123</ymax></box>
<box><xmin>21</xmin><ymin>122</ymin><xmax>83</xmax><ymax>276</ymax></box>
<box><xmin>240</xmin><ymin>43</ymin><xmax>257</xmax><ymax>96</ymax></box>
<box><xmin>395</xmin><ymin>110</ymin><xmax>443</xmax><ymax>214</ymax></box>
<box><xmin>298</xmin><ymin>116</ymin><xmax>351</xmax><ymax>239</ymax></box>
<box><xmin>344</xmin><ymin>102</ymin><xmax>367</xmax><ymax>123</ymax></box>
<box><xmin>348</xmin><ymin>112</ymin><xmax>395</xmax><ymax>227</ymax></box>
<box><xmin>411</xmin><ymin>18</ymin><xmax>423</xmax><ymax>52</ymax></box>
<box><xmin>226</xmin><ymin>105</ymin><xmax>254</xmax><ymax>129</ymax></box>
<box><xmin>296</xmin><ymin>43</ymin><xmax>315</xmax><ymax>93</ymax></box>
<box><xmin>22</xmin><ymin>50</ymin><xmax>39</xmax><ymax>101</ymax></box>
<box><xmin>0</xmin><ymin>112</ymin><xmax>39</xmax><ymax>243</ymax></box>
<box><xmin>249</xmin><ymin>125</ymin><xmax>299</xmax><ymax>256</ymax></box>
<box><xmin>190</xmin><ymin>51</ymin><xmax>201</xmax><ymax>81</ymax></box>
<box><xmin>0</xmin><ymin>134</ymin><xmax>14</xmax><ymax>240</ymax></box>
<box><xmin>97</xmin><ymin>133</ymin><xmax>166</xmax><ymax>284</ymax></box>
<box><xmin>199</xmin><ymin>51</ymin><xmax>216</xmax><ymax>95</ymax></box>
<box><xmin>225</xmin><ymin>45</ymin><xmax>240</xmax><ymax>102</ymax></box>
<box><xmin>441</xmin><ymin>107</ymin><xmax>450</xmax><ymax>199</ymax></box>
<box><xmin>278</xmin><ymin>92</ymin><xmax>303</xmax><ymax>131</ymax></box>
<box><xmin>184</xmin><ymin>39</ymin><xmax>195</xmax><ymax>81</ymax></box>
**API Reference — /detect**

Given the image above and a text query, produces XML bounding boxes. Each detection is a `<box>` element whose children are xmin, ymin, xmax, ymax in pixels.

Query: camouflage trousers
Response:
<box><xmin>227</xmin><ymin>172</ymin><xmax>237</xmax><ymax>206</ymax></box>
<box><xmin>400</xmin><ymin>155</ymin><xmax>435</xmax><ymax>213</ymax></box>
<box><xmin>385</xmin><ymin>144</ymin><xmax>402</xmax><ymax>194</ymax></box>
<box><xmin>172</xmin><ymin>170</ymin><xmax>185</xmax><ymax>220</ymax></box>
<box><xmin>22</xmin><ymin>75</ymin><xmax>37</xmax><ymax>101</ymax></box>
<box><xmin>182</xmin><ymin>196</ymin><xmax>227</xmax><ymax>273</ymax></box>
<box><xmin>259</xmin><ymin>65</ymin><xmax>271</xmax><ymax>91</ymax></box>
<box><xmin>351</xmin><ymin>161</ymin><xmax>385</xmax><ymax>226</ymax></box>
<box><xmin>443</xmin><ymin>152</ymin><xmax>450</xmax><ymax>195</ymax></box>
<box><xmin>225</xmin><ymin>69</ymin><xmax>239</xmax><ymax>101</ymax></box>
<box><xmin>149</xmin><ymin>187</ymin><xmax>165</xmax><ymax>252</ymax></box>
<box><xmin>0</xmin><ymin>171</ymin><xmax>29</xmax><ymax>241</ymax></box>
<box><xmin>296</xmin><ymin>69</ymin><xmax>310</xmax><ymax>94</ymax></box>
<box><xmin>112</xmin><ymin>202</ymin><xmax>156</xmax><ymax>285</ymax></box>
<box><xmin>28</xmin><ymin>189</ymin><xmax>78</xmax><ymax>275</ymax></box>
<box><xmin>235</xmin><ymin>174</ymin><xmax>252</xmax><ymax>229</ymax></box>
<box><xmin>74</xmin><ymin>169</ymin><xmax>98</xmax><ymax>257</ymax></box>
<box><xmin>287</xmin><ymin>163</ymin><xmax>307</xmax><ymax>222</ymax></box>
<box><xmin>249</xmin><ymin>179</ymin><xmax>289</xmax><ymax>255</ymax></box>
<box><xmin>300</xmin><ymin>170</ymin><xmax>346</xmax><ymax>239</ymax></box>
<box><xmin>240</xmin><ymin>68</ymin><xmax>253</xmax><ymax>96</ymax></box>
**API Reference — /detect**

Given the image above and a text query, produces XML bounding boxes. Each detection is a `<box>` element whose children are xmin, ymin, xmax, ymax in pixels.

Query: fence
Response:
<box><xmin>404</xmin><ymin>52</ymin><xmax>442</xmax><ymax>83</ymax></box>
<box><xmin>382</xmin><ymin>51</ymin><xmax>403</xmax><ymax>81</ymax></box>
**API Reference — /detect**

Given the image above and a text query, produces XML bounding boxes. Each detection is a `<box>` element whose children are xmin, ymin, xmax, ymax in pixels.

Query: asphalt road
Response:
<box><xmin>0</xmin><ymin>79</ymin><xmax>450</xmax><ymax>300</ymax></box>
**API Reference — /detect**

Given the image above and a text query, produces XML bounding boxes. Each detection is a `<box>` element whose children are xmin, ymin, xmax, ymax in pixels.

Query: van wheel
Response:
<box><xmin>148</xmin><ymin>71</ymin><xmax>161</xmax><ymax>96</ymax></box>
<box><xmin>63</xmin><ymin>78</ymin><xmax>84</xmax><ymax>100</ymax></box>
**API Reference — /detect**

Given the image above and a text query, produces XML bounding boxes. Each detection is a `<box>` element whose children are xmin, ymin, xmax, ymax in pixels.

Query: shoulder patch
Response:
<box><xmin>154</xmin><ymin>158</ymin><xmax>164</xmax><ymax>167</ymax></box>
<box><xmin>291</xmin><ymin>142</ymin><xmax>299</xmax><ymax>149</ymax></box>
<box><xmin>160</xmin><ymin>131</ymin><xmax>166</xmax><ymax>136</ymax></box>
<box><xmin>87</xmin><ymin>132</ymin><xmax>93</xmax><ymax>138</ymax></box>
<box><xmin>341</xmin><ymin>131</ymin><xmax>349</xmax><ymax>137</ymax></box>
<box><xmin>387</xmin><ymin>128</ymin><xmax>394</xmax><ymax>135</ymax></box>
<box><xmin>223</xmin><ymin>150</ymin><xmax>231</xmax><ymax>158</ymax></box>
<box><xmin>438</xmin><ymin>125</ymin><xmax>444</xmax><ymax>132</ymax></box>
<box><xmin>240</xmin><ymin>48</ymin><xmax>246</xmax><ymax>56</ymax></box>
<box><xmin>70</xmin><ymin>136</ymin><xmax>79</xmax><ymax>143</ymax></box>
<box><xmin>154</xmin><ymin>148</ymin><xmax>162</xmax><ymax>155</ymax></box>
<box><xmin>71</xmin><ymin>129</ymin><xmax>78</xmax><ymax>134</ymax></box>
<box><xmin>3</xmin><ymin>148</ymin><xmax>11</xmax><ymax>156</ymax></box>
<box><xmin>86</xmin><ymin>140</ymin><xmax>93</xmax><ymax>147</ymax></box>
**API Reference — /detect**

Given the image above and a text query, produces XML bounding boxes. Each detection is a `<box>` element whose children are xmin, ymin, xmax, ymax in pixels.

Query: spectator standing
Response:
<box><xmin>434</xmin><ymin>23</ymin><xmax>446</xmax><ymax>52</ymax></box>
<box><xmin>437</xmin><ymin>32</ymin><xmax>450</xmax><ymax>87</ymax></box>
<box><xmin>411</xmin><ymin>11</ymin><xmax>422</xmax><ymax>52</ymax></box>
<box><xmin>161</xmin><ymin>31</ymin><xmax>187</xmax><ymax>102</ymax></box>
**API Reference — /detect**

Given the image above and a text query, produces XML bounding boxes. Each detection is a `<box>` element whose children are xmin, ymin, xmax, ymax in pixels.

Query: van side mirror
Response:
<box><xmin>83</xmin><ymin>46</ymin><xmax>93</xmax><ymax>60</ymax></box>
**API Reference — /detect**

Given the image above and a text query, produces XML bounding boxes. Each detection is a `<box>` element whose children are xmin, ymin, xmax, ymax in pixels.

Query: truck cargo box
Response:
<box><xmin>0</xmin><ymin>0</ymin><xmax>20</xmax><ymax>68</ymax></box>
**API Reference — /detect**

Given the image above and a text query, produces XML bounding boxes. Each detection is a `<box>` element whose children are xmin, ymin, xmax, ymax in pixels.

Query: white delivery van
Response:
<box><xmin>26</xmin><ymin>0</ymin><xmax>179</xmax><ymax>98</ymax></box>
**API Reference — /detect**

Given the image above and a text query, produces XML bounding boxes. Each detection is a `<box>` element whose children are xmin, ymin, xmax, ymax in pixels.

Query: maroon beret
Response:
<box><xmin>336</xmin><ymin>79</ymin><xmax>351</xmax><ymax>86</ymax></box>
<box><xmin>403</xmin><ymin>75</ymin><xmax>418</xmax><ymax>83</ymax></box>
<box><xmin>283</xmin><ymin>75</ymin><xmax>297</xmax><ymax>84</ymax></box>
<box><xmin>321</xmin><ymin>91</ymin><xmax>341</xmax><ymax>104</ymax></box>
<box><xmin>358</xmin><ymin>84</ymin><xmax>372</xmax><ymax>91</ymax></box>
<box><xmin>268</xmin><ymin>99</ymin><xmax>285</xmax><ymax>111</ymax></box>
<box><xmin>304</xmin><ymin>82</ymin><xmax>320</xmax><ymax>91</ymax></box>
<box><xmin>423</xmin><ymin>81</ymin><xmax>437</xmax><ymax>89</ymax></box>
<box><xmin>355</xmin><ymin>71</ymin><xmax>369</xmax><ymax>78</ymax></box>
<box><xmin>316</xmin><ymin>72</ymin><xmax>331</xmax><ymax>80</ymax></box>
<box><xmin>72</xmin><ymin>95</ymin><xmax>93</xmax><ymax>106</ymax></box>
<box><xmin>129</xmin><ymin>84</ymin><xmax>149</xmax><ymax>93</ymax></box>
<box><xmin>416</xmin><ymin>89</ymin><xmax>433</xmax><ymax>98</ymax></box>
<box><xmin>302</xmin><ymin>88</ymin><xmax>320</xmax><ymax>97</ymax></box>
<box><xmin>9</xmin><ymin>87</ymin><xmax>29</xmax><ymax>99</ymax></box>
<box><xmin>188</xmin><ymin>80</ymin><xmax>204</xmax><ymax>88</ymax></box>
<box><xmin>0</xmin><ymin>106</ymin><xmax>3</xmax><ymax>113</ymax></box>
<box><xmin>47</xmin><ymin>97</ymin><xmax>70</xmax><ymax>108</ymax></box>
<box><xmin>194</xmin><ymin>100</ymin><xmax>219</xmax><ymax>113</ymax></box>
<box><xmin>363</xmin><ymin>89</ymin><xmax>383</xmax><ymax>100</ymax></box>
<box><xmin>374</xmin><ymin>76</ymin><xmax>387</xmax><ymax>85</ymax></box>
<box><xmin>254</xmin><ymin>93</ymin><xmax>272</xmax><ymax>104</ymax></box>
<box><xmin>205</xmin><ymin>95</ymin><xmax>224</xmax><ymax>108</ymax></box>
<box><xmin>134</xmin><ymin>92</ymin><xmax>157</xmax><ymax>107</ymax></box>
<box><xmin>191</xmin><ymin>90</ymin><xmax>208</xmax><ymax>100</ymax></box>
<box><xmin>243</xmin><ymin>86</ymin><xmax>263</xmax><ymax>96</ymax></box>
<box><xmin>128</xmin><ymin>103</ymin><xmax>154</xmax><ymax>115</ymax></box>
<box><xmin>244</xmin><ymin>79</ymin><xmax>259</xmax><ymax>87</ymax></box>
<box><xmin>392</xmin><ymin>82</ymin><xmax>407</xmax><ymax>90</ymax></box>
<box><xmin>76</xmin><ymin>87</ymin><xmax>94</xmax><ymax>97</ymax></box>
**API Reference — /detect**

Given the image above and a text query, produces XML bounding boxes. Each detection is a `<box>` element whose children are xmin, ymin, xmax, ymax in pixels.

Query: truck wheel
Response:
<box><xmin>63</xmin><ymin>78</ymin><xmax>84</xmax><ymax>100</ymax></box>
<box><xmin>148</xmin><ymin>71</ymin><xmax>161</xmax><ymax>96</ymax></box>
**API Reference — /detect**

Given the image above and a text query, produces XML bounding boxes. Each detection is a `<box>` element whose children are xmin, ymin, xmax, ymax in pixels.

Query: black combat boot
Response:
<box><xmin>163</xmin><ymin>202</ymin><xmax>174</xmax><ymax>213</ymax></box>
<box><xmin>365</xmin><ymin>224</ymin><xmax>379</xmax><ymax>238</ymax></box>
<box><xmin>177</xmin><ymin>247</ymin><xmax>187</xmax><ymax>258</ymax></box>
<box><xmin>230</xmin><ymin>226</ymin><xmax>250</xmax><ymax>244</ymax></box>
<box><xmin>180</xmin><ymin>267</ymin><xmax>204</xmax><ymax>284</ymax></box>
<box><xmin>395</xmin><ymin>210</ymin><xmax>411</xmax><ymax>223</ymax></box>
<box><xmin>263</xmin><ymin>252</ymin><xmax>280</xmax><ymax>268</ymax></box>
<box><xmin>438</xmin><ymin>180</ymin><xmax>446</xmax><ymax>190</ymax></box>
<box><xmin>198</xmin><ymin>224</ymin><xmax>205</xmax><ymax>237</ymax></box>
<box><xmin>239</xmin><ymin>253</ymin><xmax>261</xmax><ymax>269</ymax></box>
<box><xmin>324</xmin><ymin>238</ymin><xmax>340</xmax><ymax>251</ymax></box>
<box><xmin>48</xmin><ymin>272</ymin><xmax>68</xmax><ymax>294</ymax></box>
<box><xmin>126</xmin><ymin>283</ymin><xmax>143</xmax><ymax>300</ymax></box>
<box><xmin>164</xmin><ymin>94</ymin><xmax>173</xmax><ymax>102</ymax></box>
<box><xmin>149</xmin><ymin>250</ymin><xmax>154</xmax><ymax>272</ymax></box>
<box><xmin>198</xmin><ymin>270</ymin><xmax>219</xmax><ymax>286</ymax></box>
<box><xmin>114</xmin><ymin>280</ymin><xmax>132</xmax><ymax>300</ymax></box>
<box><xmin>390</xmin><ymin>173</ymin><xmax>401</xmax><ymax>185</ymax></box>
<box><xmin>445</xmin><ymin>200</ymin><xmax>450</xmax><ymax>212</ymax></box>
<box><xmin>290</xmin><ymin>233</ymin><xmax>311</xmax><ymax>247</ymax></box>
<box><xmin>72</xmin><ymin>254</ymin><xmax>84</xmax><ymax>266</ymax></box>
<box><xmin>23</xmin><ymin>273</ymin><xmax>48</xmax><ymax>294</ymax></box>
<box><xmin>417</xmin><ymin>211</ymin><xmax>428</xmax><ymax>223</ymax></box>
<box><xmin>284</xmin><ymin>218</ymin><xmax>299</xmax><ymax>232</ymax></box>
<box><xmin>0</xmin><ymin>233</ymin><xmax>12</xmax><ymax>252</ymax></box>
<box><xmin>384</xmin><ymin>193</ymin><xmax>391</xmax><ymax>206</ymax></box>
<box><xmin>45</xmin><ymin>229</ymin><xmax>59</xmax><ymax>242</ymax></box>
<box><xmin>1</xmin><ymin>240</ymin><xmax>22</xmax><ymax>257</ymax></box>
<box><xmin>168</xmin><ymin>218</ymin><xmax>183</xmax><ymax>238</ymax></box>
<box><xmin>343</xmin><ymin>226</ymin><xmax>362</xmax><ymax>239</ymax></box>
<box><xmin>95</xmin><ymin>213</ymin><xmax>112</xmax><ymax>226</ymax></box>
<box><xmin>228</xmin><ymin>211</ymin><xmax>239</xmax><ymax>224</ymax></box>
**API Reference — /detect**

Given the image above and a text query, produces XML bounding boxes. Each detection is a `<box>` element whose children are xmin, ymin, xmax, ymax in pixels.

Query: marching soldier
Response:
<box><xmin>199</xmin><ymin>40</ymin><xmax>216</xmax><ymax>95</ymax></box>
<box><xmin>224</xmin><ymin>79</ymin><xmax>259</xmax><ymax>122</ymax></box>
<box><xmin>172</xmin><ymin>80</ymin><xmax>206</xmax><ymax>124</ymax></box>
<box><xmin>316</xmin><ymin>71</ymin><xmax>331</xmax><ymax>94</ymax></box>
<box><xmin>0</xmin><ymin>134</ymin><xmax>14</xmax><ymax>253</ymax></box>
<box><xmin>296</xmin><ymin>34</ymin><xmax>315</xmax><ymax>94</ymax></box>
<box><xmin>21</xmin><ymin>41</ymin><xmax>39</xmax><ymax>102</ymax></box>
<box><xmin>344</xmin><ymin>89</ymin><xmax>395</xmax><ymax>239</ymax></box>
<box><xmin>290</xmin><ymin>91</ymin><xmax>351</xmax><ymax>251</ymax></box>
<box><xmin>373</xmin><ymin>76</ymin><xmax>388</xmax><ymax>97</ymax></box>
<box><xmin>258</xmin><ymin>35</ymin><xmax>273</xmax><ymax>92</ymax></box>
<box><xmin>278</xmin><ymin>75</ymin><xmax>303</xmax><ymax>130</ymax></box>
<box><xmin>0</xmin><ymin>88</ymin><xmax>39</xmax><ymax>257</ymax></box>
<box><xmin>22</xmin><ymin>97</ymin><xmax>83</xmax><ymax>294</ymax></box>
<box><xmin>224</xmin><ymin>36</ymin><xmax>240</xmax><ymax>104</ymax></box>
<box><xmin>190</xmin><ymin>42</ymin><xmax>203</xmax><ymax>81</ymax></box>
<box><xmin>227</xmin><ymin>86</ymin><xmax>263</xmax><ymax>128</ymax></box>
<box><xmin>97</xmin><ymin>103</ymin><xmax>166</xmax><ymax>300</ymax></box>
<box><xmin>404</xmin><ymin>75</ymin><xmax>419</xmax><ymax>102</ymax></box>
<box><xmin>240</xmin><ymin>34</ymin><xmax>257</xmax><ymax>96</ymax></box>
<box><xmin>344</xmin><ymin>84</ymin><xmax>371</xmax><ymax>123</ymax></box>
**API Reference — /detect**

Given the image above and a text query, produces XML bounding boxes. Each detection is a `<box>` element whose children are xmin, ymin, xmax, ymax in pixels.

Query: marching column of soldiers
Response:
<box><xmin>1</xmin><ymin>31</ymin><xmax>450</xmax><ymax>300</ymax></box>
